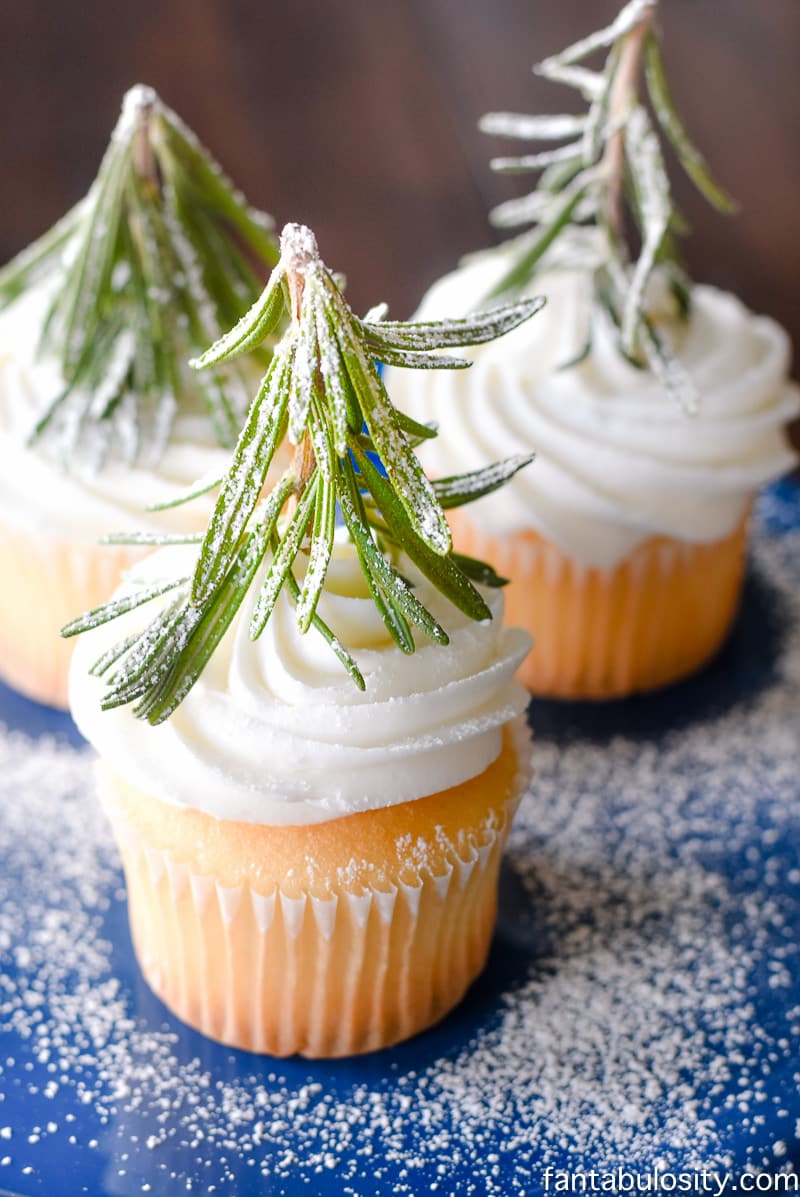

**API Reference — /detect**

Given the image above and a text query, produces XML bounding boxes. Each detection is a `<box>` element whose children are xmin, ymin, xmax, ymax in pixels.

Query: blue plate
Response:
<box><xmin>1</xmin><ymin>482</ymin><xmax>799</xmax><ymax>1196</ymax></box>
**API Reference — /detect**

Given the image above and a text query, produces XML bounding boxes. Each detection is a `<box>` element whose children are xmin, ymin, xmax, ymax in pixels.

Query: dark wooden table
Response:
<box><xmin>2</xmin><ymin>0</ymin><xmax>798</xmax><ymax>362</ymax></box>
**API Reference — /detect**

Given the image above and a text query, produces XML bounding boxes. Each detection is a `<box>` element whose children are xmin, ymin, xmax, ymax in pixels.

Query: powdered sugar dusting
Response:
<box><xmin>0</xmin><ymin>510</ymin><xmax>798</xmax><ymax>1193</ymax></box>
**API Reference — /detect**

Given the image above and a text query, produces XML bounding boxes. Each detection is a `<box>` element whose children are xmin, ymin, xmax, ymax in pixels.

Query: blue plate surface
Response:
<box><xmin>0</xmin><ymin>482</ymin><xmax>799</xmax><ymax>1197</ymax></box>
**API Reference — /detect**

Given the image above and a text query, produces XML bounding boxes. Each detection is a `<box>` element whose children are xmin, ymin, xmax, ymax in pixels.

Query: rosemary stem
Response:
<box><xmin>602</xmin><ymin>1</ymin><xmax>656</xmax><ymax>241</ymax></box>
<box><xmin>281</xmin><ymin>226</ymin><xmax>318</xmax><ymax>507</ymax></box>
<box><xmin>291</xmin><ymin>431</ymin><xmax>316</xmax><ymax>499</ymax></box>
<box><xmin>287</xmin><ymin>262</ymin><xmax>305</xmax><ymax>326</ymax></box>
<box><xmin>282</xmin><ymin>222</ymin><xmax>317</xmax><ymax>325</ymax></box>
<box><xmin>286</xmin><ymin>276</ymin><xmax>316</xmax><ymax>502</ymax></box>
<box><xmin>131</xmin><ymin>94</ymin><xmax>159</xmax><ymax>192</ymax></box>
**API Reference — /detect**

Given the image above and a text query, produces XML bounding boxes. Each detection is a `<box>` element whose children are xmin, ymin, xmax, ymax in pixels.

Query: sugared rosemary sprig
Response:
<box><xmin>479</xmin><ymin>0</ymin><xmax>735</xmax><ymax>410</ymax></box>
<box><xmin>0</xmin><ymin>84</ymin><xmax>280</xmax><ymax>466</ymax></box>
<box><xmin>62</xmin><ymin>223</ymin><xmax>543</xmax><ymax>722</ymax></box>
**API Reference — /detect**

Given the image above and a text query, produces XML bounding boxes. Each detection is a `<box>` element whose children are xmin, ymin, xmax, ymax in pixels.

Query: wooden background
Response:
<box><xmin>2</xmin><ymin>0</ymin><xmax>798</xmax><ymax>368</ymax></box>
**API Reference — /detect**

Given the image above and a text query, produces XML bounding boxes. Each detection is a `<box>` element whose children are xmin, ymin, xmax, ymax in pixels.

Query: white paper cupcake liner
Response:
<box><xmin>101</xmin><ymin>720</ymin><xmax>532</xmax><ymax>1057</ymax></box>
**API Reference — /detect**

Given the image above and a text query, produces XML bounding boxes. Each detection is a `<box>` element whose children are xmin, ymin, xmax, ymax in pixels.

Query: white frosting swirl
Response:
<box><xmin>0</xmin><ymin>283</ymin><xmax>239</xmax><ymax>540</ymax></box>
<box><xmin>69</xmin><ymin>540</ymin><xmax>531</xmax><ymax>826</ymax></box>
<box><xmin>388</xmin><ymin>251</ymin><xmax>800</xmax><ymax>568</ymax></box>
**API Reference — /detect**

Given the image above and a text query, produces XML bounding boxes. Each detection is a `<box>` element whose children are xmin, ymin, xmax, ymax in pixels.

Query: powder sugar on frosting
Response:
<box><xmin>0</xmin><ymin>280</ymin><xmax>243</xmax><ymax>542</ymax></box>
<box><xmin>69</xmin><ymin>537</ymin><xmax>532</xmax><ymax>824</ymax></box>
<box><xmin>388</xmin><ymin>249</ymin><xmax>800</xmax><ymax>569</ymax></box>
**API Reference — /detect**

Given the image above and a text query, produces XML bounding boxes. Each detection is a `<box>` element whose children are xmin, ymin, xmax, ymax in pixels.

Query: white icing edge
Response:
<box><xmin>387</xmin><ymin>259</ymin><xmax>800</xmax><ymax>569</ymax></box>
<box><xmin>70</xmin><ymin>544</ymin><xmax>532</xmax><ymax>826</ymax></box>
<box><xmin>0</xmin><ymin>281</ymin><xmax>244</xmax><ymax>541</ymax></box>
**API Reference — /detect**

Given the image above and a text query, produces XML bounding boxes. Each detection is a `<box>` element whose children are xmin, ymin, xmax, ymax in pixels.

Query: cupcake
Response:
<box><xmin>388</xmin><ymin>1</ymin><xmax>800</xmax><ymax>699</ymax></box>
<box><xmin>70</xmin><ymin>540</ymin><xmax>531</xmax><ymax>1056</ymax></box>
<box><xmin>389</xmin><ymin>252</ymin><xmax>799</xmax><ymax>698</ymax></box>
<box><xmin>0</xmin><ymin>85</ymin><xmax>280</xmax><ymax>708</ymax></box>
<box><xmin>65</xmin><ymin>223</ymin><xmax>541</xmax><ymax>1056</ymax></box>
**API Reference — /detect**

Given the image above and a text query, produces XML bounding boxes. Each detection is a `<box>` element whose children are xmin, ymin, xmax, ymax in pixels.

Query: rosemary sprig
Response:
<box><xmin>0</xmin><ymin>84</ymin><xmax>280</xmax><ymax>465</ymax></box>
<box><xmin>63</xmin><ymin>223</ymin><xmax>543</xmax><ymax>722</ymax></box>
<box><xmin>478</xmin><ymin>0</ymin><xmax>736</xmax><ymax>410</ymax></box>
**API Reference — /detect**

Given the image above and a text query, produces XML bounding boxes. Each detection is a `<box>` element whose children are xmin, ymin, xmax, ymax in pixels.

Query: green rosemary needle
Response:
<box><xmin>62</xmin><ymin>223</ymin><xmax>543</xmax><ymax>722</ymax></box>
<box><xmin>0</xmin><ymin>84</ymin><xmax>280</xmax><ymax>466</ymax></box>
<box><xmin>478</xmin><ymin>0</ymin><xmax>736</xmax><ymax>410</ymax></box>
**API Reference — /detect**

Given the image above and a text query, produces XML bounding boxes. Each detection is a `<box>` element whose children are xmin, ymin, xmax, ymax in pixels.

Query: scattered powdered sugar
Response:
<box><xmin>0</xmin><ymin>516</ymin><xmax>798</xmax><ymax>1194</ymax></box>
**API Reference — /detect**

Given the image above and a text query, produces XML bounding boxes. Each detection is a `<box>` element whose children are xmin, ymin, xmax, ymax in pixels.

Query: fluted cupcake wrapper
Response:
<box><xmin>112</xmin><ymin>815</ymin><xmax>513</xmax><ymax>1057</ymax></box>
<box><xmin>97</xmin><ymin>721</ymin><xmax>532</xmax><ymax>1058</ymax></box>
<box><xmin>0</xmin><ymin>517</ymin><xmax>144</xmax><ymax>708</ymax></box>
<box><xmin>448</xmin><ymin>508</ymin><xmax>750</xmax><ymax>699</ymax></box>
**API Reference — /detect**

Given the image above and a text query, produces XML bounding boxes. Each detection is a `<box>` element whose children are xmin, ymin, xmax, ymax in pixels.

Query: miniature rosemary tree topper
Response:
<box><xmin>0</xmin><ymin>84</ymin><xmax>280</xmax><ymax>465</ymax></box>
<box><xmin>479</xmin><ymin>0</ymin><xmax>735</xmax><ymax>410</ymax></box>
<box><xmin>62</xmin><ymin>224</ymin><xmax>544</xmax><ymax>722</ymax></box>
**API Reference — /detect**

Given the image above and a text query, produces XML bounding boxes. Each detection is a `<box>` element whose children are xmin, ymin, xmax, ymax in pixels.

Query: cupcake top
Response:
<box><xmin>69</xmin><ymin>539</ymin><xmax>531</xmax><ymax>825</ymax></box>
<box><xmin>387</xmin><ymin>0</ymin><xmax>799</xmax><ymax>569</ymax></box>
<box><xmin>389</xmin><ymin>252</ymin><xmax>800</xmax><ymax>569</ymax></box>
<box><xmin>0</xmin><ymin>85</ymin><xmax>279</xmax><ymax>541</ymax></box>
<box><xmin>64</xmin><ymin>222</ymin><xmax>540</xmax><ymax>821</ymax></box>
<box><xmin>0</xmin><ymin>281</ymin><xmax>235</xmax><ymax>540</ymax></box>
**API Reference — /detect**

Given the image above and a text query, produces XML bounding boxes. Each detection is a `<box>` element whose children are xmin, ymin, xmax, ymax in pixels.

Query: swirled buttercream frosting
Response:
<box><xmin>388</xmin><ymin>250</ymin><xmax>800</xmax><ymax>568</ymax></box>
<box><xmin>69</xmin><ymin>540</ymin><xmax>532</xmax><ymax>826</ymax></box>
<box><xmin>0</xmin><ymin>282</ymin><xmax>238</xmax><ymax>540</ymax></box>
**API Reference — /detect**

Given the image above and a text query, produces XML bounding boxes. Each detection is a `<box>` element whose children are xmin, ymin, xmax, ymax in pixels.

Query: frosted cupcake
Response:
<box><xmin>389</xmin><ymin>0</ymin><xmax>800</xmax><ymax>698</ymax></box>
<box><xmin>66</xmin><ymin>224</ymin><xmax>542</xmax><ymax>1056</ymax></box>
<box><xmin>0</xmin><ymin>85</ymin><xmax>280</xmax><ymax>708</ymax></box>
<box><xmin>70</xmin><ymin>540</ymin><xmax>531</xmax><ymax>1056</ymax></box>
<box><xmin>391</xmin><ymin>251</ymin><xmax>799</xmax><ymax>698</ymax></box>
